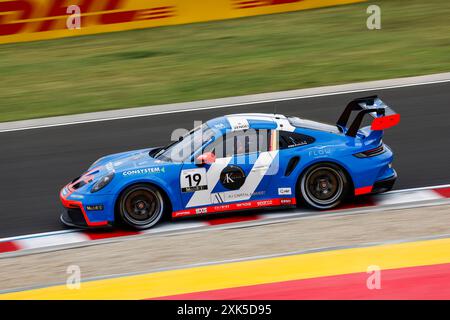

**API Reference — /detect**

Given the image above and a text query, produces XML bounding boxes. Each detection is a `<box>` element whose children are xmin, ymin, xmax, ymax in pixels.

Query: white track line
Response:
<box><xmin>1</xmin><ymin>75</ymin><xmax>449</xmax><ymax>133</ymax></box>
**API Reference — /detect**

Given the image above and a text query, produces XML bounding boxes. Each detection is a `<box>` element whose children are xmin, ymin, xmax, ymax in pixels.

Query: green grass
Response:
<box><xmin>1</xmin><ymin>0</ymin><xmax>449</xmax><ymax>122</ymax></box>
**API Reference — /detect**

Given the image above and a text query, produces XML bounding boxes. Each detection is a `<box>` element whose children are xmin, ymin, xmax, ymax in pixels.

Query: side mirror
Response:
<box><xmin>196</xmin><ymin>152</ymin><xmax>216</xmax><ymax>165</ymax></box>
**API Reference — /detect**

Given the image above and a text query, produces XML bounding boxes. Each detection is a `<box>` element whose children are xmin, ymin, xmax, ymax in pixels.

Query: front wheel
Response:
<box><xmin>118</xmin><ymin>184</ymin><xmax>165</xmax><ymax>229</ymax></box>
<box><xmin>297</xmin><ymin>163</ymin><xmax>349</xmax><ymax>210</ymax></box>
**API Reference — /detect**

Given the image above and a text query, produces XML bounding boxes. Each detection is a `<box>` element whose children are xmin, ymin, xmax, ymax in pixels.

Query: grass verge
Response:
<box><xmin>0</xmin><ymin>0</ymin><xmax>449</xmax><ymax>122</ymax></box>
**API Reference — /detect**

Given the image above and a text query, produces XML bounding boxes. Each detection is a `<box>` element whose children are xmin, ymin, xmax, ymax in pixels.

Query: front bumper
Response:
<box><xmin>60</xmin><ymin>208</ymin><xmax>112</xmax><ymax>229</ymax></box>
<box><xmin>60</xmin><ymin>185</ymin><xmax>114</xmax><ymax>229</ymax></box>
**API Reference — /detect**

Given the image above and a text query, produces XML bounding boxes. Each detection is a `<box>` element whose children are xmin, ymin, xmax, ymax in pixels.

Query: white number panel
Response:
<box><xmin>180</xmin><ymin>168</ymin><xmax>208</xmax><ymax>193</ymax></box>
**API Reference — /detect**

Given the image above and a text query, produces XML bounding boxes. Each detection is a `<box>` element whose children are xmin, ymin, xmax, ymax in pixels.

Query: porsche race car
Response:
<box><xmin>60</xmin><ymin>96</ymin><xmax>400</xmax><ymax>229</ymax></box>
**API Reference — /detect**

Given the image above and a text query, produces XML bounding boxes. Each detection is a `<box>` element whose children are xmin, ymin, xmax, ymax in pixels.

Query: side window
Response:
<box><xmin>204</xmin><ymin>129</ymin><xmax>271</xmax><ymax>158</ymax></box>
<box><xmin>279</xmin><ymin>131</ymin><xmax>315</xmax><ymax>150</ymax></box>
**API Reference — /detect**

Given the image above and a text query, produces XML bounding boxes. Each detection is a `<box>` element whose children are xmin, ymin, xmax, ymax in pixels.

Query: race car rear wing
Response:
<box><xmin>337</xmin><ymin>96</ymin><xmax>400</xmax><ymax>137</ymax></box>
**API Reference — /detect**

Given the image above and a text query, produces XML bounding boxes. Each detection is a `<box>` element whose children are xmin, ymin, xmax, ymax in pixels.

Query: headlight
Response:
<box><xmin>91</xmin><ymin>172</ymin><xmax>115</xmax><ymax>193</ymax></box>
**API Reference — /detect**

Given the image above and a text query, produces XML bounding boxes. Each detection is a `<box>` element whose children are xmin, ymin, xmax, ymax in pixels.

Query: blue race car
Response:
<box><xmin>60</xmin><ymin>96</ymin><xmax>400</xmax><ymax>229</ymax></box>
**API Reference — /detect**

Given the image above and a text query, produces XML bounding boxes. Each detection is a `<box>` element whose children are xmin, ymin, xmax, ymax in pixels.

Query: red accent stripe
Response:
<box><xmin>0</xmin><ymin>241</ymin><xmax>20</xmax><ymax>253</ymax></box>
<box><xmin>207</xmin><ymin>215</ymin><xmax>260</xmax><ymax>226</ymax></box>
<box><xmin>154</xmin><ymin>263</ymin><xmax>450</xmax><ymax>300</ymax></box>
<box><xmin>355</xmin><ymin>186</ymin><xmax>372</xmax><ymax>196</ymax></box>
<box><xmin>172</xmin><ymin>198</ymin><xmax>296</xmax><ymax>218</ymax></box>
<box><xmin>371</xmin><ymin>114</ymin><xmax>401</xmax><ymax>131</ymax></box>
<box><xmin>85</xmin><ymin>230</ymin><xmax>141</xmax><ymax>241</ymax></box>
<box><xmin>434</xmin><ymin>187</ymin><xmax>450</xmax><ymax>198</ymax></box>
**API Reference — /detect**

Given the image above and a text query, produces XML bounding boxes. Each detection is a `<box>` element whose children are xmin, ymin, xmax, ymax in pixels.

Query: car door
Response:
<box><xmin>179</xmin><ymin>128</ymin><xmax>278</xmax><ymax>211</ymax></box>
<box><xmin>273</xmin><ymin>130</ymin><xmax>317</xmax><ymax>196</ymax></box>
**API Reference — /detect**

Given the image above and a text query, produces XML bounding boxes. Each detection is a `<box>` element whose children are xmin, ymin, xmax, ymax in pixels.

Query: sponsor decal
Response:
<box><xmin>256</xmin><ymin>200</ymin><xmax>273</xmax><ymax>206</ymax></box>
<box><xmin>0</xmin><ymin>0</ymin><xmax>176</xmax><ymax>37</ymax></box>
<box><xmin>86</xmin><ymin>204</ymin><xmax>104</xmax><ymax>211</ymax></box>
<box><xmin>195</xmin><ymin>207</ymin><xmax>208</xmax><ymax>214</ymax></box>
<box><xmin>211</xmin><ymin>191</ymin><xmax>265</xmax><ymax>203</ymax></box>
<box><xmin>309</xmin><ymin>147</ymin><xmax>332</xmax><ymax>157</ymax></box>
<box><xmin>181</xmin><ymin>167</ymin><xmax>208</xmax><ymax>192</ymax></box>
<box><xmin>227</xmin><ymin>117</ymin><xmax>250</xmax><ymax>131</ymax></box>
<box><xmin>0</xmin><ymin>0</ymin><xmax>363</xmax><ymax>44</ymax></box>
<box><xmin>173</xmin><ymin>197</ymin><xmax>297</xmax><ymax>218</ymax></box>
<box><xmin>212</xmin><ymin>204</ymin><xmax>231</xmax><ymax>211</ymax></box>
<box><xmin>212</xmin><ymin>193</ymin><xmax>226</xmax><ymax>204</ymax></box>
<box><xmin>220</xmin><ymin>165</ymin><xmax>246</xmax><ymax>190</ymax></box>
<box><xmin>288</xmin><ymin>141</ymin><xmax>308</xmax><ymax>148</ymax></box>
<box><xmin>278</xmin><ymin>187</ymin><xmax>292</xmax><ymax>195</ymax></box>
<box><xmin>280</xmin><ymin>198</ymin><xmax>295</xmax><ymax>205</ymax></box>
<box><xmin>233</xmin><ymin>123</ymin><xmax>249</xmax><ymax>130</ymax></box>
<box><xmin>122</xmin><ymin>167</ymin><xmax>165</xmax><ymax>176</ymax></box>
<box><xmin>173</xmin><ymin>210</ymin><xmax>191</xmax><ymax>217</ymax></box>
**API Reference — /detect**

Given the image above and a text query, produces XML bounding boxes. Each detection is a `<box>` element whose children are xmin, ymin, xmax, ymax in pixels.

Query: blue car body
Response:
<box><xmin>60</xmin><ymin>96</ymin><xmax>399</xmax><ymax>228</ymax></box>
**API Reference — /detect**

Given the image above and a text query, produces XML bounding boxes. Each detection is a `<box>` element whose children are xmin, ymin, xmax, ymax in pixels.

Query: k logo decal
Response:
<box><xmin>220</xmin><ymin>166</ymin><xmax>246</xmax><ymax>190</ymax></box>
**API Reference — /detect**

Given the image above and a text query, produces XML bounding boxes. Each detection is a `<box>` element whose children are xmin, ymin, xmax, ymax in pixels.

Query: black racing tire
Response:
<box><xmin>297</xmin><ymin>163</ymin><xmax>349</xmax><ymax>210</ymax></box>
<box><xmin>118</xmin><ymin>184</ymin><xmax>165</xmax><ymax>230</ymax></box>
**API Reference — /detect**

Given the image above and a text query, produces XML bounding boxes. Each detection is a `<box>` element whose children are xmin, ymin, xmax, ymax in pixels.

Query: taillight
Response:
<box><xmin>354</xmin><ymin>145</ymin><xmax>385</xmax><ymax>158</ymax></box>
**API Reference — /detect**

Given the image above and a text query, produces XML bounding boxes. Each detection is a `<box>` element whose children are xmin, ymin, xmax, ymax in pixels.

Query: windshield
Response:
<box><xmin>155</xmin><ymin>124</ymin><xmax>216</xmax><ymax>162</ymax></box>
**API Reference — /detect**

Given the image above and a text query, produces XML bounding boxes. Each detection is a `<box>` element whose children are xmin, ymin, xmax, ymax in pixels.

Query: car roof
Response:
<box><xmin>207</xmin><ymin>113</ymin><xmax>296</xmax><ymax>132</ymax></box>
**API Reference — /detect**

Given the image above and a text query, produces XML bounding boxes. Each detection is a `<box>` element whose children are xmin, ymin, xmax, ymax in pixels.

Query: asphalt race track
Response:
<box><xmin>0</xmin><ymin>82</ymin><xmax>449</xmax><ymax>237</ymax></box>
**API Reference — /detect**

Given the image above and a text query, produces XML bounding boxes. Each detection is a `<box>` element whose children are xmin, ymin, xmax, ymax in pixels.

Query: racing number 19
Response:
<box><xmin>180</xmin><ymin>168</ymin><xmax>207</xmax><ymax>192</ymax></box>
<box><xmin>185</xmin><ymin>173</ymin><xmax>202</xmax><ymax>187</ymax></box>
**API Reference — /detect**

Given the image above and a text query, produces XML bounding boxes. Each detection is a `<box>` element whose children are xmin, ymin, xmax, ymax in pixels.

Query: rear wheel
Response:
<box><xmin>118</xmin><ymin>184</ymin><xmax>164</xmax><ymax>229</ymax></box>
<box><xmin>297</xmin><ymin>163</ymin><xmax>348</xmax><ymax>210</ymax></box>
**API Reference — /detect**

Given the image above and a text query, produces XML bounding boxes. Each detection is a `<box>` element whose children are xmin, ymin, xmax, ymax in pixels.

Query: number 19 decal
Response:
<box><xmin>181</xmin><ymin>168</ymin><xmax>208</xmax><ymax>192</ymax></box>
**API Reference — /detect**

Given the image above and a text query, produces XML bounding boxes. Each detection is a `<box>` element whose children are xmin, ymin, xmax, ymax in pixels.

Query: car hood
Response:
<box><xmin>88</xmin><ymin>147</ymin><xmax>166</xmax><ymax>174</ymax></box>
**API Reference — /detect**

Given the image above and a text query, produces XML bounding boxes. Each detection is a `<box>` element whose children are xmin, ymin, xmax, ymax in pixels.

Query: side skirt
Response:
<box><xmin>172</xmin><ymin>197</ymin><xmax>297</xmax><ymax>218</ymax></box>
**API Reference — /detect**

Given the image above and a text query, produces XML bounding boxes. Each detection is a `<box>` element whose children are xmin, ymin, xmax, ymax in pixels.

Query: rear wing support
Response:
<box><xmin>337</xmin><ymin>96</ymin><xmax>400</xmax><ymax>137</ymax></box>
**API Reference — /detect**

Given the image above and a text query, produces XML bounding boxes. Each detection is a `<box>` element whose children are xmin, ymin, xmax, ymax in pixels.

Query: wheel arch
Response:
<box><xmin>294</xmin><ymin>159</ymin><xmax>355</xmax><ymax>198</ymax></box>
<box><xmin>113</xmin><ymin>181</ymin><xmax>173</xmax><ymax>223</ymax></box>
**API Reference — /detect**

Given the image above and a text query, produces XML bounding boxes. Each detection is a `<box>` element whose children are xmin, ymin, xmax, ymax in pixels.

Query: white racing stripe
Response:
<box><xmin>187</xmin><ymin>157</ymin><xmax>232</xmax><ymax>207</ymax></box>
<box><xmin>213</xmin><ymin>151</ymin><xmax>279</xmax><ymax>203</ymax></box>
<box><xmin>228</xmin><ymin>114</ymin><xmax>296</xmax><ymax>132</ymax></box>
<box><xmin>226</xmin><ymin>116</ymin><xmax>250</xmax><ymax>131</ymax></box>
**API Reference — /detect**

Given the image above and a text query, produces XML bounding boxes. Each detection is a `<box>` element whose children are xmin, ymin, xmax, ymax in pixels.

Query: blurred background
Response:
<box><xmin>0</xmin><ymin>0</ymin><xmax>449</xmax><ymax>122</ymax></box>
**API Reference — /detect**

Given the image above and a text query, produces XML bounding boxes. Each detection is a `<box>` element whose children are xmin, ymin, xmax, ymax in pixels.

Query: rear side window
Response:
<box><xmin>279</xmin><ymin>131</ymin><xmax>315</xmax><ymax>150</ymax></box>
